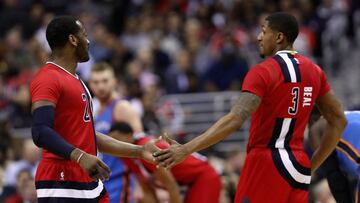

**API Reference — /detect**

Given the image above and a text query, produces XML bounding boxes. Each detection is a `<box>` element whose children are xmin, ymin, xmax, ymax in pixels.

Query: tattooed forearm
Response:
<box><xmin>230</xmin><ymin>92</ymin><xmax>261</xmax><ymax>121</ymax></box>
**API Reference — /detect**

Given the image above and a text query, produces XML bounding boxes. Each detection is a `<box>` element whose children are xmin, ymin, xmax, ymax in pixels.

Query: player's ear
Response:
<box><xmin>69</xmin><ymin>34</ymin><xmax>78</xmax><ymax>47</ymax></box>
<box><xmin>276</xmin><ymin>32</ymin><xmax>285</xmax><ymax>44</ymax></box>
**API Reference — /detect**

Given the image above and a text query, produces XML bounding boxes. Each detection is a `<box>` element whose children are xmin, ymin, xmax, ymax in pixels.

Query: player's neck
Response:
<box><xmin>274</xmin><ymin>44</ymin><xmax>294</xmax><ymax>55</ymax></box>
<box><xmin>99</xmin><ymin>92</ymin><xmax>118</xmax><ymax>107</ymax></box>
<box><xmin>50</xmin><ymin>52</ymin><xmax>78</xmax><ymax>75</ymax></box>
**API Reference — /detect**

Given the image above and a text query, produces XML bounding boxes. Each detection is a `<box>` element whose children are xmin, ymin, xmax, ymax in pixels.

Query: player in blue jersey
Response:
<box><xmin>310</xmin><ymin>111</ymin><xmax>360</xmax><ymax>202</ymax></box>
<box><xmin>89</xmin><ymin>63</ymin><xmax>157</xmax><ymax>203</ymax></box>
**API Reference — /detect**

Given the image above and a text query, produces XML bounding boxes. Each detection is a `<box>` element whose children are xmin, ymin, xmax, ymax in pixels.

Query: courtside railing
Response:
<box><xmin>156</xmin><ymin>91</ymin><xmax>249</xmax><ymax>154</ymax></box>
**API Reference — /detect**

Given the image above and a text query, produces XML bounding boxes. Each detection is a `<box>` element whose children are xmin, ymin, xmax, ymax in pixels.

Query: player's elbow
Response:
<box><xmin>329</xmin><ymin>113</ymin><xmax>347</xmax><ymax>136</ymax></box>
<box><xmin>227</xmin><ymin>113</ymin><xmax>243</xmax><ymax>130</ymax></box>
<box><xmin>337</xmin><ymin>115</ymin><xmax>348</xmax><ymax>132</ymax></box>
<box><xmin>31</xmin><ymin>125</ymin><xmax>46</xmax><ymax>148</ymax></box>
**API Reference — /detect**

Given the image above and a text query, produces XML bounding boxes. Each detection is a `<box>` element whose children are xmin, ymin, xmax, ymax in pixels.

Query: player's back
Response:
<box><xmin>239</xmin><ymin>51</ymin><xmax>330</xmax><ymax>192</ymax></box>
<box><xmin>30</xmin><ymin>62</ymin><xmax>97</xmax><ymax>160</ymax></box>
<box><xmin>137</xmin><ymin>136</ymin><xmax>217</xmax><ymax>185</ymax></box>
<box><xmin>243</xmin><ymin>51</ymin><xmax>330</xmax><ymax>152</ymax></box>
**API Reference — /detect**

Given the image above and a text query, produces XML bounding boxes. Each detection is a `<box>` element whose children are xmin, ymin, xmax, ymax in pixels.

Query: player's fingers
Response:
<box><xmin>153</xmin><ymin>149</ymin><xmax>169</xmax><ymax>157</ymax></box>
<box><xmin>146</xmin><ymin>140</ymin><xmax>161</xmax><ymax>152</ymax></box>
<box><xmin>89</xmin><ymin>169</ymin><xmax>101</xmax><ymax>181</ymax></box>
<box><xmin>162</xmin><ymin>133</ymin><xmax>177</xmax><ymax>145</ymax></box>
<box><xmin>88</xmin><ymin>167</ymin><xmax>97</xmax><ymax>176</ymax></box>
<box><xmin>165</xmin><ymin>160</ymin><xmax>175</xmax><ymax>170</ymax></box>
<box><xmin>97</xmin><ymin>160</ymin><xmax>111</xmax><ymax>174</ymax></box>
<box><xmin>159</xmin><ymin>157</ymin><xmax>174</xmax><ymax>168</ymax></box>
<box><xmin>154</xmin><ymin>152</ymin><xmax>171</xmax><ymax>162</ymax></box>
<box><xmin>153</xmin><ymin>136</ymin><xmax>162</xmax><ymax>144</ymax></box>
<box><xmin>168</xmin><ymin>161</ymin><xmax>177</xmax><ymax>170</ymax></box>
<box><xmin>96</xmin><ymin>167</ymin><xmax>109</xmax><ymax>181</ymax></box>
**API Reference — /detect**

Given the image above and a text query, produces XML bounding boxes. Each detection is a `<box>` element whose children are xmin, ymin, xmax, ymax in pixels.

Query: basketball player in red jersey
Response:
<box><xmin>104</xmin><ymin>99</ymin><xmax>221</xmax><ymax>203</ymax></box>
<box><xmin>154</xmin><ymin>12</ymin><xmax>347</xmax><ymax>202</ymax></box>
<box><xmin>30</xmin><ymin>16</ymin><xmax>158</xmax><ymax>203</ymax></box>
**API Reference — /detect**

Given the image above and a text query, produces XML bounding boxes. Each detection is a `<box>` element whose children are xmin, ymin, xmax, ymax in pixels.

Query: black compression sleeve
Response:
<box><xmin>31</xmin><ymin>106</ymin><xmax>75</xmax><ymax>160</ymax></box>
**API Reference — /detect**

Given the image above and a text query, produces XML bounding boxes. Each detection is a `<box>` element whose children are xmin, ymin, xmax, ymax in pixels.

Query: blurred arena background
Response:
<box><xmin>0</xmin><ymin>0</ymin><xmax>359</xmax><ymax>202</ymax></box>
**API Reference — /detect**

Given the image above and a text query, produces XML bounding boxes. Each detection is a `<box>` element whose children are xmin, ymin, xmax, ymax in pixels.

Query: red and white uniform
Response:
<box><xmin>124</xmin><ymin>136</ymin><xmax>221</xmax><ymax>203</ymax></box>
<box><xmin>30</xmin><ymin>62</ymin><xmax>108</xmax><ymax>202</ymax></box>
<box><xmin>235</xmin><ymin>51</ymin><xmax>331</xmax><ymax>203</ymax></box>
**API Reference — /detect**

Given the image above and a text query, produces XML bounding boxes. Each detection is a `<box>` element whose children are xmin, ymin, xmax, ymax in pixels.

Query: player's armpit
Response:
<box><xmin>230</xmin><ymin>91</ymin><xmax>261</xmax><ymax>122</ymax></box>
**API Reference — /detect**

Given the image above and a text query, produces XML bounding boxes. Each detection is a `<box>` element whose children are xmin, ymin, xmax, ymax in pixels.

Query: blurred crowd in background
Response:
<box><xmin>0</xmin><ymin>0</ymin><xmax>360</xmax><ymax>202</ymax></box>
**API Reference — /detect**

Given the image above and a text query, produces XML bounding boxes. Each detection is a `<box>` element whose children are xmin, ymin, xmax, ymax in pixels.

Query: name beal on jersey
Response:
<box><xmin>288</xmin><ymin>86</ymin><xmax>313</xmax><ymax>115</ymax></box>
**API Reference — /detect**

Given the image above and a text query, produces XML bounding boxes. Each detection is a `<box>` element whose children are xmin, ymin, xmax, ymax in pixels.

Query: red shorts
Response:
<box><xmin>235</xmin><ymin>148</ymin><xmax>311</xmax><ymax>203</ymax></box>
<box><xmin>35</xmin><ymin>159</ymin><xmax>108</xmax><ymax>203</ymax></box>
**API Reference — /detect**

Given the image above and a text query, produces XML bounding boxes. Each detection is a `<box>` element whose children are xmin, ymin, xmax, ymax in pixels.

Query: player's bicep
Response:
<box><xmin>31</xmin><ymin>100</ymin><xmax>56</xmax><ymax>113</ymax></box>
<box><xmin>316</xmin><ymin>90</ymin><xmax>346</xmax><ymax>127</ymax></box>
<box><xmin>230</xmin><ymin>91</ymin><xmax>261</xmax><ymax>121</ymax></box>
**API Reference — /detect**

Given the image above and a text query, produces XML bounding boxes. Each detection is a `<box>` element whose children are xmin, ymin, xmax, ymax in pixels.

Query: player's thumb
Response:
<box><xmin>161</xmin><ymin>132</ymin><xmax>177</xmax><ymax>145</ymax></box>
<box><xmin>98</xmin><ymin>159</ymin><xmax>111</xmax><ymax>174</ymax></box>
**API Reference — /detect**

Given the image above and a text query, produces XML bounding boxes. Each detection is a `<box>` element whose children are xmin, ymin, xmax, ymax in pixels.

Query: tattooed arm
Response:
<box><xmin>154</xmin><ymin>92</ymin><xmax>261</xmax><ymax>168</ymax></box>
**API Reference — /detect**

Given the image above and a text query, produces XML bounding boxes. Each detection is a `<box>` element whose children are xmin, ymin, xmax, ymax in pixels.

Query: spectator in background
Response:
<box><xmin>4</xmin><ymin>169</ymin><xmax>37</xmax><ymax>203</ymax></box>
<box><xmin>165</xmin><ymin>49</ymin><xmax>199</xmax><ymax>94</ymax></box>
<box><xmin>4</xmin><ymin>139</ymin><xmax>41</xmax><ymax>187</ymax></box>
<box><xmin>203</xmin><ymin>32</ymin><xmax>248</xmax><ymax>91</ymax></box>
<box><xmin>136</xmin><ymin>47</ymin><xmax>160</xmax><ymax>91</ymax></box>
<box><xmin>0</xmin><ymin>121</ymin><xmax>12</xmax><ymax>168</ymax></box>
<box><xmin>183</xmin><ymin>18</ymin><xmax>212</xmax><ymax>76</ymax></box>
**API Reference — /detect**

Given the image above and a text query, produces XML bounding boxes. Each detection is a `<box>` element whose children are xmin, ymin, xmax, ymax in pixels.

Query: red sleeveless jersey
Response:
<box><xmin>30</xmin><ymin>62</ymin><xmax>97</xmax><ymax>160</ymax></box>
<box><xmin>242</xmin><ymin>50</ymin><xmax>330</xmax><ymax>152</ymax></box>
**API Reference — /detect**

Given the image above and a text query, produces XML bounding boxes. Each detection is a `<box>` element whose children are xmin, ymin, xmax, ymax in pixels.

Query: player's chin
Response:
<box><xmin>79</xmin><ymin>54</ymin><xmax>90</xmax><ymax>63</ymax></box>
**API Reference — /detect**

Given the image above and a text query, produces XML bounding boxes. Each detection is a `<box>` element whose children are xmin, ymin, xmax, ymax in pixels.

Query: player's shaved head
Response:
<box><xmin>46</xmin><ymin>16</ymin><xmax>82</xmax><ymax>50</ymax></box>
<box><xmin>265</xmin><ymin>12</ymin><xmax>299</xmax><ymax>44</ymax></box>
<box><xmin>109</xmin><ymin>122</ymin><xmax>135</xmax><ymax>143</ymax></box>
<box><xmin>110</xmin><ymin>122</ymin><xmax>134</xmax><ymax>135</ymax></box>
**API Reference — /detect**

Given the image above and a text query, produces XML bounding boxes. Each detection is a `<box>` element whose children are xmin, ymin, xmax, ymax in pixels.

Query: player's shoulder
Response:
<box><xmin>296</xmin><ymin>54</ymin><xmax>323</xmax><ymax>71</ymax></box>
<box><xmin>247</xmin><ymin>58</ymin><xmax>278</xmax><ymax>78</ymax></box>
<box><xmin>114</xmin><ymin>100</ymin><xmax>132</xmax><ymax>108</ymax></box>
<box><xmin>254</xmin><ymin>56</ymin><xmax>281</xmax><ymax>72</ymax></box>
<box><xmin>31</xmin><ymin>63</ymin><xmax>61</xmax><ymax>85</ymax></box>
<box><xmin>33</xmin><ymin>63</ymin><xmax>62</xmax><ymax>79</ymax></box>
<box><xmin>113</xmin><ymin>99</ymin><xmax>134</xmax><ymax>114</ymax></box>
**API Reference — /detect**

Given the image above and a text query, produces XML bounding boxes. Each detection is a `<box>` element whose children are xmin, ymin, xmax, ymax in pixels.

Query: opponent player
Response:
<box><xmin>310</xmin><ymin>111</ymin><xmax>360</xmax><ymax>203</ymax></box>
<box><xmin>109</xmin><ymin>122</ymin><xmax>222</xmax><ymax>203</ymax></box>
<box><xmin>89</xmin><ymin>63</ymin><xmax>157</xmax><ymax>203</ymax></box>
<box><xmin>30</xmin><ymin>16</ymin><xmax>157</xmax><ymax>203</ymax></box>
<box><xmin>154</xmin><ymin>12</ymin><xmax>347</xmax><ymax>202</ymax></box>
